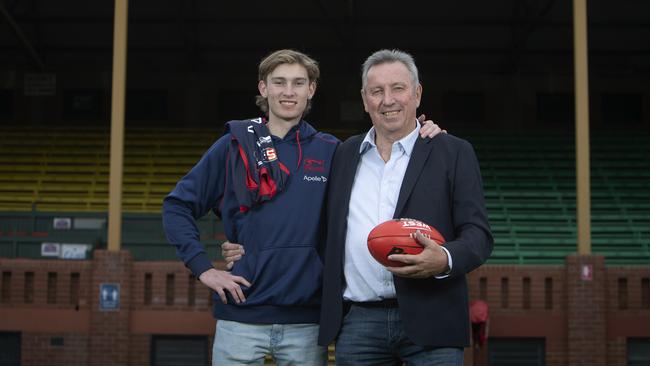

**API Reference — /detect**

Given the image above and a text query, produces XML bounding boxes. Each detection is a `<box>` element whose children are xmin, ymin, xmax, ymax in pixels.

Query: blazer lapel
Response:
<box><xmin>394</xmin><ymin>138</ymin><xmax>435</xmax><ymax>218</ymax></box>
<box><xmin>333</xmin><ymin>136</ymin><xmax>363</xmax><ymax>230</ymax></box>
<box><xmin>339</xmin><ymin>138</ymin><xmax>362</xmax><ymax>205</ymax></box>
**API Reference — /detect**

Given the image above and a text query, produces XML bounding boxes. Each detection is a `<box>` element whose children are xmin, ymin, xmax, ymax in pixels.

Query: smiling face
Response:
<box><xmin>361</xmin><ymin>61</ymin><xmax>422</xmax><ymax>142</ymax></box>
<box><xmin>258</xmin><ymin>63</ymin><xmax>316</xmax><ymax>126</ymax></box>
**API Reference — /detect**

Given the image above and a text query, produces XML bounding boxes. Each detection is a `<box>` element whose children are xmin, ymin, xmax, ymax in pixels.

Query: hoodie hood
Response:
<box><xmin>273</xmin><ymin>120</ymin><xmax>319</xmax><ymax>171</ymax></box>
<box><xmin>276</xmin><ymin>120</ymin><xmax>318</xmax><ymax>145</ymax></box>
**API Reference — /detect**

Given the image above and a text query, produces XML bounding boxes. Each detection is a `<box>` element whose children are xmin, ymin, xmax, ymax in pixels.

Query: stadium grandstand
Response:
<box><xmin>1</xmin><ymin>1</ymin><xmax>649</xmax><ymax>365</ymax></box>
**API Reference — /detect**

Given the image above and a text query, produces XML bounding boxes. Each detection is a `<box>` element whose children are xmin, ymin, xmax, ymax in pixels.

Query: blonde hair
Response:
<box><xmin>255</xmin><ymin>49</ymin><xmax>320</xmax><ymax>116</ymax></box>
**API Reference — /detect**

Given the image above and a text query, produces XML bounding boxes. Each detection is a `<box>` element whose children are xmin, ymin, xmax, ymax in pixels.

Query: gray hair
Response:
<box><xmin>361</xmin><ymin>49</ymin><xmax>420</xmax><ymax>91</ymax></box>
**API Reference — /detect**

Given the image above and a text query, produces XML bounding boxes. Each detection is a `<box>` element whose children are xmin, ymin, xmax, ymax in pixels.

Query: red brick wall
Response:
<box><xmin>0</xmin><ymin>259</ymin><xmax>92</xmax><ymax>366</ymax></box>
<box><xmin>128</xmin><ymin>261</ymin><xmax>214</xmax><ymax>366</ymax></box>
<box><xmin>22</xmin><ymin>333</ymin><xmax>89</xmax><ymax>366</ymax></box>
<box><xmin>565</xmin><ymin>255</ymin><xmax>606</xmax><ymax>366</ymax></box>
<box><xmin>605</xmin><ymin>267</ymin><xmax>650</xmax><ymax>366</ymax></box>
<box><xmin>468</xmin><ymin>265</ymin><xmax>568</xmax><ymax>366</ymax></box>
<box><xmin>465</xmin><ymin>260</ymin><xmax>650</xmax><ymax>366</ymax></box>
<box><xmin>1</xmin><ymin>254</ymin><xmax>650</xmax><ymax>366</ymax></box>
<box><xmin>128</xmin><ymin>334</ymin><xmax>150</xmax><ymax>366</ymax></box>
<box><xmin>130</xmin><ymin>261</ymin><xmax>212</xmax><ymax>311</ymax></box>
<box><xmin>89</xmin><ymin>250</ymin><xmax>132</xmax><ymax>366</ymax></box>
<box><xmin>0</xmin><ymin>258</ymin><xmax>93</xmax><ymax>310</ymax></box>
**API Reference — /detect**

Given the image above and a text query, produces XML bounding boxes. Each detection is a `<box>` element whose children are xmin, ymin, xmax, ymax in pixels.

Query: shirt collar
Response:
<box><xmin>359</xmin><ymin>120</ymin><xmax>420</xmax><ymax>156</ymax></box>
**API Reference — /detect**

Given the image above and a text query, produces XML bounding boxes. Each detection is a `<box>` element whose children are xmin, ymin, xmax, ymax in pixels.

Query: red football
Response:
<box><xmin>367</xmin><ymin>218</ymin><xmax>445</xmax><ymax>267</ymax></box>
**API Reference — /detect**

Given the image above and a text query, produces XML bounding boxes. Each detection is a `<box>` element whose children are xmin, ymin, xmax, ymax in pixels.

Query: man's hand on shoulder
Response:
<box><xmin>198</xmin><ymin>268</ymin><xmax>251</xmax><ymax>304</ymax></box>
<box><xmin>417</xmin><ymin>114</ymin><xmax>447</xmax><ymax>139</ymax></box>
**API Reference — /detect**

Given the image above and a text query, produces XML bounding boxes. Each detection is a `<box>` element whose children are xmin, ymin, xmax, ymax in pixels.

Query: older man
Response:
<box><xmin>318</xmin><ymin>49</ymin><xmax>493</xmax><ymax>365</ymax></box>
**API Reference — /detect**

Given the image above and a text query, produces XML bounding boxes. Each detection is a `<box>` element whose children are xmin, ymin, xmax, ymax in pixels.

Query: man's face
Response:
<box><xmin>258</xmin><ymin>63</ymin><xmax>315</xmax><ymax>124</ymax></box>
<box><xmin>361</xmin><ymin>61</ymin><xmax>422</xmax><ymax>140</ymax></box>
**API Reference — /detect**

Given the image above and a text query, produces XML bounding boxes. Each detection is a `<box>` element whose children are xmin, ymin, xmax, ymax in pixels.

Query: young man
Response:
<box><xmin>318</xmin><ymin>50</ymin><xmax>493</xmax><ymax>365</ymax></box>
<box><xmin>164</xmin><ymin>50</ymin><xmax>336</xmax><ymax>365</ymax></box>
<box><xmin>163</xmin><ymin>49</ymin><xmax>442</xmax><ymax>366</ymax></box>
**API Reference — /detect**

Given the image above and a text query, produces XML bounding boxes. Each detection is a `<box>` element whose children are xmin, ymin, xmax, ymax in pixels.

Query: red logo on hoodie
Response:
<box><xmin>304</xmin><ymin>158</ymin><xmax>325</xmax><ymax>172</ymax></box>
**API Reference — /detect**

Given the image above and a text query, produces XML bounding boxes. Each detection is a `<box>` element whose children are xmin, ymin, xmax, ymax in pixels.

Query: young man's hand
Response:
<box><xmin>199</xmin><ymin>268</ymin><xmax>251</xmax><ymax>304</ymax></box>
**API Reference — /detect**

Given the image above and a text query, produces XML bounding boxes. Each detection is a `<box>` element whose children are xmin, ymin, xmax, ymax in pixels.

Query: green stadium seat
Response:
<box><xmin>2</xmin><ymin>128</ymin><xmax>649</xmax><ymax>264</ymax></box>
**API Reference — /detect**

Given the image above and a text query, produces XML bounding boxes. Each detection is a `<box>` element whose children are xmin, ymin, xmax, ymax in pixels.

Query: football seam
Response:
<box><xmin>368</xmin><ymin>235</ymin><xmax>442</xmax><ymax>243</ymax></box>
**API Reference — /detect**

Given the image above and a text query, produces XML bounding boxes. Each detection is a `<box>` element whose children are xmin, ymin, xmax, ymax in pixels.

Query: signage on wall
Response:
<box><xmin>41</xmin><ymin>243</ymin><xmax>89</xmax><ymax>259</ymax></box>
<box><xmin>580</xmin><ymin>264</ymin><xmax>593</xmax><ymax>281</ymax></box>
<box><xmin>24</xmin><ymin>73</ymin><xmax>56</xmax><ymax>96</ymax></box>
<box><xmin>61</xmin><ymin>244</ymin><xmax>89</xmax><ymax>259</ymax></box>
<box><xmin>53</xmin><ymin>217</ymin><xmax>72</xmax><ymax>230</ymax></box>
<box><xmin>41</xmin><ymin>242</ymin><xmax>61</xmax><ymax>257</ymax></box>
<box><xmin>99</xmin><ymin>283</ymin><xmax>120</xmax><ymax>311</ymax></box>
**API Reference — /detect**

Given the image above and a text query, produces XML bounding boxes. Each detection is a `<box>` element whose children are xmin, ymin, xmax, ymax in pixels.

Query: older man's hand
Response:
<box><xmin>221</xmin><ymin>241</ymin><xmax>245</xmax><ymax>270</ymax></box>
<box><xmin>386</xmin><ymin>231</ymin><xmax>449</xmax><ymax>278</ymax></box>
<box><xmin>417</xmin><ymin>114</ymin><xmax>446</xmax><ymax>138</ymax></box>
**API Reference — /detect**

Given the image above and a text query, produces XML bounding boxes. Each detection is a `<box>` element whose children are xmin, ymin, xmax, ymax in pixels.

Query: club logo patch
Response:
<box><xmin>304</xmin><ymin>158</ymin><xmax>325</xmax><ymax>172</ymax></box>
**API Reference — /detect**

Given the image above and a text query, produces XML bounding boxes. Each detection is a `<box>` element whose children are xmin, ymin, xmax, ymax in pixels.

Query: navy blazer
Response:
<box><xmin>318</xmin><ymin>132</ymin><xmax>493</xmax><ymax>347</ymax></box>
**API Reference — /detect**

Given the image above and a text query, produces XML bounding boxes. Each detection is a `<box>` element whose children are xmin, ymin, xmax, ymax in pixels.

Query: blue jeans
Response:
<box><xmin>334</xmin><ymin>304</ymin><xmax>464</xmax><ymax>366</ymax></box>
<box><xmin>212</xmin><ymin>320</ymin><xmax>327</xmax><ymax>366</ymax></box>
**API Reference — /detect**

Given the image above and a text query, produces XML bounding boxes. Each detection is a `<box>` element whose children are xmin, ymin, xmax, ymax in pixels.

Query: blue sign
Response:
<box><xmin>99</xmin><ymin>283</ymin><xmax>120</xmax><ymax>311</ymax></box>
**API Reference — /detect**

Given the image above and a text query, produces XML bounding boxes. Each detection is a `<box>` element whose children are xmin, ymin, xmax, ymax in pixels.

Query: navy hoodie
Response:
<box><xmin>163</xmin><ymin>119</ymin><xmax>339</xmax><ymax>324</ymax></box>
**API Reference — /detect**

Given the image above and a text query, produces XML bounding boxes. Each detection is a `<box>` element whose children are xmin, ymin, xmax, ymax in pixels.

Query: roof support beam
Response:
<box><xmin>573</xmin><ymin>0</ymin><xmax>591</xmax><ymax>255</ymax></box>
<box><xmin>108</xmin><ymin>0</ymin><xmax>129</xmax><ymax>252</ymax></box>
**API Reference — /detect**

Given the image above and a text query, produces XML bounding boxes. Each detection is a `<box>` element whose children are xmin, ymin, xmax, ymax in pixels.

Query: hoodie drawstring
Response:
<box><xmin>295</xmin><ymin>129</ymin><xmax>302</xmax><ymax>171</ymax></box>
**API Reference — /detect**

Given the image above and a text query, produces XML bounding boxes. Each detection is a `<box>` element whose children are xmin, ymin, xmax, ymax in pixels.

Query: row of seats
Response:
<box><xmin>1</xmin><ymin>126</ymin><xmax>649</xmax><ymax>264</ymax></box>
<box><xmin>0</xmin><ymin>127</ymin><xmax>220</xmax><ymax>212</ymax></box>
<box><xmin>473</xmin><ymin>133</ymin><xmax>649</xmax><ymax>264</ymax></box>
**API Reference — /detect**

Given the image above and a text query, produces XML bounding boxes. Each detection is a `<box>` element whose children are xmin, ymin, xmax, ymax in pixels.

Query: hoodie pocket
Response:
<box><xmin>230</xmin><ymin>245</ymin><xmax>323</xmax><ymax>306</ymax></box>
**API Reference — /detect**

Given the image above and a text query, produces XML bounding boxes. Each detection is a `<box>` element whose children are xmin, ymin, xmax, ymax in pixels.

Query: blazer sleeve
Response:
<box><xmin>444</xmin><ymin>139</ymin><xmax>493</xmax><ymax>276</ymax></box>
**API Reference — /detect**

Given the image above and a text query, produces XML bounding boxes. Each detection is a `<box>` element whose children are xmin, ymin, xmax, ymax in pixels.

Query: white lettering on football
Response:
<box><xmin>400</xmin><ymin>219</ymin><xmax>431</xmax><ymax>230</ymax></box>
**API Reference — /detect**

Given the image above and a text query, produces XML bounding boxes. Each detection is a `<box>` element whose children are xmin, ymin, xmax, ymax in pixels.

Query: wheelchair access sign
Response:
<box><xmin>99</xmin><ymin>283</ymin><xmax>120</xmax><ymax>311</ymax></box>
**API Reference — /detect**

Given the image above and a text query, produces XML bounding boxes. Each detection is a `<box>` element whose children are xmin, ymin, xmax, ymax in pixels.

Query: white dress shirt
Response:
<box><xmin>342</xmin><ymin>122</ymin><xmax>452</xmax><ymax>302</ymax></box>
